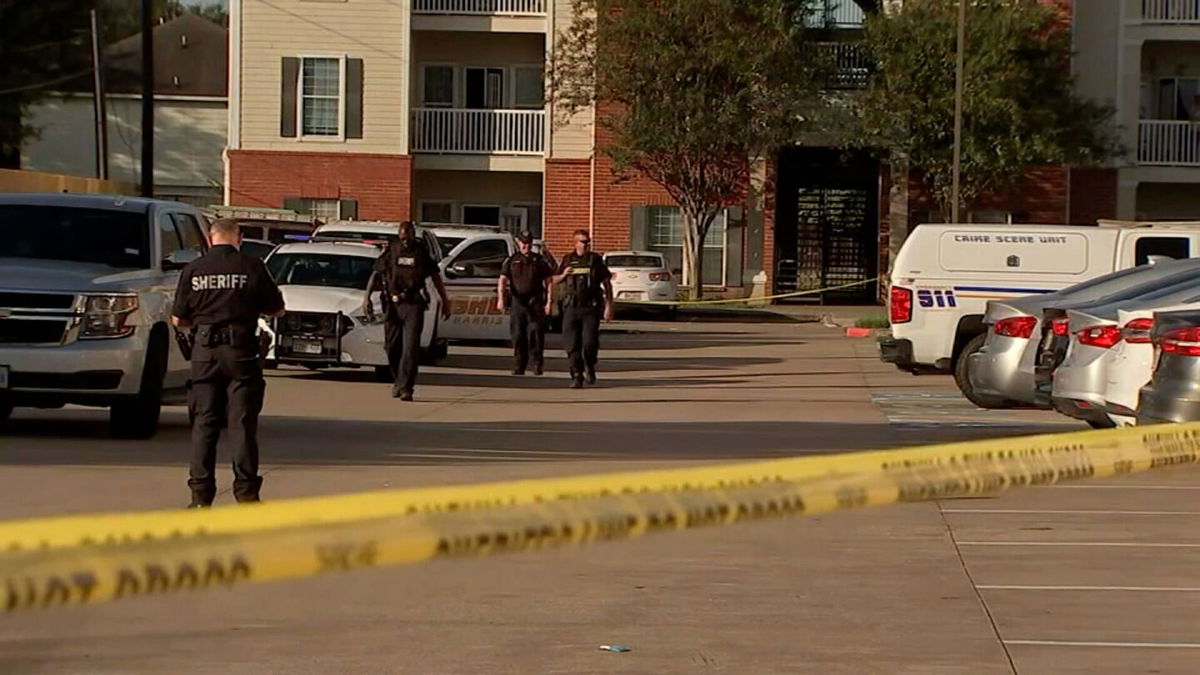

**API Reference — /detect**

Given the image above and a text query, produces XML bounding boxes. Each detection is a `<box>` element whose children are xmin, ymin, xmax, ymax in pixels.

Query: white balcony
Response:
<box><xmin>1142</xmin><ymin>0</ymin><xmax>1200</xmax><ymax>22</ymax></box>
<box><xmin>1139</xmin><ymin>120</ymin><xmax>1200</xmax><ymax>166</ymax></box>
<box><xmin>807</xmin><ymin>1</ymin><xmax>866</xmax><ymax>28</ymax></box>
<box><xmin>412</xmin><ymin>108</ymin><xmax>545</xmax><ymax>155</ymax></box>
<box><xmin>413</xmin><ymin>0</ymin><xmax>545</xmax><ymax>15</ymax></box>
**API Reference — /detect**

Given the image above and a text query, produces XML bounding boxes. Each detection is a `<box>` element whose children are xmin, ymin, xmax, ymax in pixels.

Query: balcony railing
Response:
<box><xmin>810</xmin><ymin>42</ymin><xmax>872</xmax><ymax>89</ymax></box>
<box><xmin>412</xmin><ymin>108</ymin><xmax>545</xmax><ymax>155</ymax></box>
<box><xmin>1139</xmin><ymin>120</ymin><xmax>1200</xmax><ymax>166</ymax></box>
<box><xmin>1142</xmin><ymin>0</ymin><xmax>1200</xmax><ymax>22</ymax></box>
<box><xmin>806</xmin><ymin>1</ymin><xmax>866</xmax><ymax>28</ymax></box>
<box><xmin>413</xmin><ymin>0</ymin><xmax>546</xmax><ymax>15</ymax></box>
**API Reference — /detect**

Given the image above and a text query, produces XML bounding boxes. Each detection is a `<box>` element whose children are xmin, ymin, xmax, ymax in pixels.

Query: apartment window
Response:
<box><xmin>462</xmin><ymin>205</ymin><xmax>501</xmax><ymax>226</ymax></box>
<box><xmin>423</xmin><ymin>65</ymin><xmax>455</xmax><ymax>107</ymax></box>
<box><xmin>648</xmin><ymin>206</ymin><xmax>726</xmax><ymax>286</ymax></box>
<box><xmin>420</xmin><ymin>201</ymin><xmax>454</xmax><ymax>223</ymax></box>
<box><xmin>1158</xmin><ymin>77</ymin><xmax>1200</xmax><ymax>121</ymax></box>
<box><xmin>301</xmin><ymin>57</ymin><xmax>342</xmax><ymax>136</ymax></box>
<box><xmin>514</xmin><ymin>66</ymin><xmax>544</xmax><ymax>109</ymax></box>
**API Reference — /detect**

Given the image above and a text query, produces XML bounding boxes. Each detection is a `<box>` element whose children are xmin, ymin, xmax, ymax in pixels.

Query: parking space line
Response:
<box><xmin>1045</xmin><ymin>485</ymin><xmax>1200</xmax><ymax>490</ymax></box>
<box><xmin>943</xmin><ymin>509</ymin><xmax>1200</xmax><ymax>516</ymax></box>
<box><xmin>1004</xmin><ymin>640</ymin><xmax>1200</xmax><ymax>649</ymax></box>
<box><xmin>977</xmin><ymin>585</ymin><xmax>1200</xmax><ymax>592</ymax></box>
<box><xmin>959</xmin><ymin>541</ymin><xmax>1200</xmax><ymax>548</ymax></box>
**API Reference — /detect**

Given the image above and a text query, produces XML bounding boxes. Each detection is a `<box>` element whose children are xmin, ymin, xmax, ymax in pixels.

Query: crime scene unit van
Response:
<box><xmin>879</xmin><ymin>220</ymin><xmax>1200</xmax><ymax>379</ymax></box>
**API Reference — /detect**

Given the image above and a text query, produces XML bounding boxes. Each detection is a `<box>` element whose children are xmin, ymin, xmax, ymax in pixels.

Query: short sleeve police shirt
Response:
<box><xmin>557</xmin><ymin>252</ymin><xmax>611</xmax><ymax>306</ymax></box>
<box><xmin>172</xmin><ymin>245</ymin><xmax>284</xmax><ymax>326</ymax></box>
<box><xmin>501</xmin><ymin>252</ymin><xmax>553</xmax><ymax>299</ymax></box>
<box><xmin>373</xmin><ymin>240</ymin><xmax>437</xmax><ymax>280</ymax></box>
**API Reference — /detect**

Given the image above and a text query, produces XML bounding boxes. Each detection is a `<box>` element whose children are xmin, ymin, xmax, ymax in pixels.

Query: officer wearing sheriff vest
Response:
<box><xmin>362</xmin><ymin>221</ymin><xmax>451</xmax><ymax>401</ymax></box>
<box><xmin>553</xmin><ymin>229</ymin><xmax>614</xmax><ymax>388</ymax></box>
<box><xmin>172</xmin><ymin>218</ymin><xmax>285</xmax><ymax>508</ymax></box>
<box><xmin>497</xmin><ymin>230</ymin><xmax>554</xmax><ymax>375</ymax></box>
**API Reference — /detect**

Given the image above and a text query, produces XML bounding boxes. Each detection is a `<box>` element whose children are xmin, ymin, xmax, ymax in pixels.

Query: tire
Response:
<box><xmin>420</xmin><ymin>326</ymin><xmax>445</xmax><ymax>366</ymax></box>
<box><xmin>374</xmin><ymin>365</ymin><xmax>394</xmax><ymax>383</ymax></box>
<box><xmin>0</xmin><ymin>401</ymin><xmax>12</xmax><ymax>423</ymax></box>
<box><xmin>1087</xmin><ymin>417</ymin><xmax>1117</xmax><ymax>430</ymax></box>
<box><xmin>954</xmin><ymin>333</ymin><xmax>1014</xmax><ymax>409</ymax></box>
<box><xmin>110</xmin><ymin>331</ymin><xmax>167</xmax><ymax>440</ymax></box>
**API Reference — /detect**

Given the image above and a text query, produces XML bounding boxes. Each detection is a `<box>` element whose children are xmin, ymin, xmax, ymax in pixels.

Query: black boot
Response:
<box><xmin>585</xmin><ymin>367</ymin><xmax>597</xmax><ymax>385</ymax></box>
<box><xmin>187</xmin><ymin>479</ymin><xmax>216</xmax><ymax>509</ymax></box>
<box><xmin>233</xmin><ymin>477</ymin><xmax>264</xmax><ymax>504</ymax></box>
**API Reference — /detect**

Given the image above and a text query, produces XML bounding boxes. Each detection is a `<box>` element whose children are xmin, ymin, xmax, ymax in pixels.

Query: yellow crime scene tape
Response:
<box><xmin>2</xmin><ymin>423</ymin><xmax>1198</xmax><ymax>613</ymax></box>
<box><xmin>617</xmin><ymin>277</ymin><xmax>881</xmax><ymax>307</ymax></box>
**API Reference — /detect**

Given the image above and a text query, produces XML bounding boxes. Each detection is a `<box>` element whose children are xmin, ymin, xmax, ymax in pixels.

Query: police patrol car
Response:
<box><xmin>265</xmin><ymin>240</ymin><xmax>447</xmax><ymax>379</ymax></box>
<box><xmin>881</xmin><ymin>220</ymin><xmax>1200</xmax><ymax>392</ymax></box>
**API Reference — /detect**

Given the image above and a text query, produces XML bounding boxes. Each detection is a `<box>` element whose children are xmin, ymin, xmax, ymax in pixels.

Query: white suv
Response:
<box><xmin>0</xmin><ymin>194</ymin><xmax>211</xmax><ymax>437</ymax></box>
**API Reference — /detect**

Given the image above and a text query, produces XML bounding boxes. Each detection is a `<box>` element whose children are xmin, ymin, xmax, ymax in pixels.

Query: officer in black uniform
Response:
<box><xmin>172</xmin><ymin>218</ymin><xmax>285</xmax><ymax>508</ymax></box>
<box><xmin>497</xmin><ymin>230</ymin><xmax>554</xmax><ymax>375</ymax></box>
<box><xmin>553</xmin><ymin>229</ymin><xmax>613</xmax><ymax>388</ymax></box>
<box><xmin>362</xmin><ymin>221</ymin><xmax>450</xmax><ymax>401</ymax></box>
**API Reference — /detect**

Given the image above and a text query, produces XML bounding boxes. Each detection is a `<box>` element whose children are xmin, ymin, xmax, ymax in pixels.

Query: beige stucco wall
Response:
<box><xmin>238</xmin><ymin>0</ymin><xmax>408</xmax><ymax>153</ymax></box>
<box><xmin>1072</xmin><ymin>0</ymin><xmax>1121</xmax><ymax>108</ymax></box>
<box><xmin>22</xmin><ymin>94</ymin><xmax>226</xmax><ymax>196</ymax></box>
<box><xmin>547</xmin><ymin>0</ymin><xmax>594</xmax><ymax>160</ymax></box>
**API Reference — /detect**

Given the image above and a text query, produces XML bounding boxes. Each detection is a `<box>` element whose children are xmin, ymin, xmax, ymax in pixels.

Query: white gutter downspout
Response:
<box><xmin>224</xmin><ymin>0</ymin><xmax>243</xmax><ymax>206</ymax></box>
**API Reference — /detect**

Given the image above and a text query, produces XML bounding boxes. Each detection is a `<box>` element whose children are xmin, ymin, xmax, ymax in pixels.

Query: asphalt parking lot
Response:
<box><xmin>1</xmin><ymin>320</ymin><xmax>1197</xmax><ymax>674</ymax></box>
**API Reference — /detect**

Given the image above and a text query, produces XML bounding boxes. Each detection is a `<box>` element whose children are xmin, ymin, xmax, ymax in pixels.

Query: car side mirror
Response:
<box><xmin>163</xmin><ymin>249</ymin><xmax>201</xmax><ymax>271</ymax></box>
<box><xmin>451</xmin><ymin>264</ymin><xmax>471</xmax><ymax>277</ymax></box>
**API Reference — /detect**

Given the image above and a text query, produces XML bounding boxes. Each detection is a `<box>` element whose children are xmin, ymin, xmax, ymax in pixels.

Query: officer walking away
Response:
<box><xmin>497</xmin><ymin>230</ymin><xmax>554</xmax><ymax>375</ymax></box>
<box><xmin>362</xmin><ymin>221</ymin><xmax>450</xmax><ymax>401</ymax></box>
<box><xmin>172</xmin><ymin>218</ymin><xmax>285</xmax><ymax>508</ymax></box>
<box><xmin>553</xmin><ymin>229</ymin><xmax>613</xmax><ymax>388</ymax></box>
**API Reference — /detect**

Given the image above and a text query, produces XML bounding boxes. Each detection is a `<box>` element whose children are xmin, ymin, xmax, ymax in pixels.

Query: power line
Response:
<box><xmin>0</xmin><ymin>68</ymin><xmax>93</xmax><ymax>97</ymax></box>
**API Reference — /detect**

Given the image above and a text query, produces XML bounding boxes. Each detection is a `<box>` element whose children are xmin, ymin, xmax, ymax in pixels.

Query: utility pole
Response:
<box><xmin>90</xmin><ymin>9</ymin><xmax>109</xmax><ymax>180</ymax></box>
<box><xmin>950</xmin><ymin>0</ymin><xmax>966</xmax><ymax>223</ymax></box>
<box><xmin>140</xmin><ymin>0</ymin><xmax>154</xmax><ymax>197</ymax></box>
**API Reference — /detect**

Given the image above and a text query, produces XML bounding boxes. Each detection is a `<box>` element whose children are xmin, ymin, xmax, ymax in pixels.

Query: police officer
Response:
<box><xmin>553</xmin><ymin>229</ymin><xmax>613</xmax><ymax>388</ymax></box>
<box><xmin>172</xmin><ymin>218</ymin><xmax>285</xmax><ymax>508</ymax></box>
<box><xmin>497</xmin><ymin>230</ymin><xmax>554</xmax><ymax>375</ymax></box>
<box><xmin>362</xmin><ymin>221</ymin><xmax>450</xmax><ymax>401</ymax></box>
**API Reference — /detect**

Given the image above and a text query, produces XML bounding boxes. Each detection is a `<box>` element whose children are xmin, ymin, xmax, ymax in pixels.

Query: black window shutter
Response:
<box><xmin>630</xmin><ymin>206</ymin><xmax>650</xmax><ymax>250</ymax></box>
<box><xmin>283</xmin><ymin>197</ymin><xmax>307</xmax><ymax>214</ymax></box>
<box><xmin>339</xmin><ymin>199</ymin><xmax>358</xmax><ymax>220</ymax></box>
<box><xmin>345</xmin><ymin>58</ymin><xmax>364</xmax><ymax>139</ymax></box>
<box><xmin>280</xmin><ymin>58</ymin><xmax>300</xmax><ymax>137</ymax></box>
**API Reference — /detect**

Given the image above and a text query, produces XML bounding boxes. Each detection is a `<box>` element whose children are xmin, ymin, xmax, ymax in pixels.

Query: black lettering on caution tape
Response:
<box><xmin>316</xmin><ymin>541</ymin><xmax>380</xmax><ymax>573</ymax></box>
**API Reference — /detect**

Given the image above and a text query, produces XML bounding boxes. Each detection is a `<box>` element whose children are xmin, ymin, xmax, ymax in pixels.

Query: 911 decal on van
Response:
<box><xmin>917</xmin><ymin>289</ymin><xmax>957</xmax><ymax>309</ymax></box>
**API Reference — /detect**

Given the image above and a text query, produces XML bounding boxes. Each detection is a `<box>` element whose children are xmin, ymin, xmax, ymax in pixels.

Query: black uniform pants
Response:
<box><xmin>510</xmin><ymin>299</ymin><xmax>546</xmax><ymax>371</ymax></box>
<box><xmin>562</xmin><ymin>305</ymin><xmax>601</xmax><ymax>377</ymax></box>
<box><xmin>385</xmin><ymin>302</ymin><xmax>425</xmax><ymax>392</ymax></box>
<box><xmin>189</xmin><ymin>343</ymin><xmax>265</xmax><ymax>504</ymax></box>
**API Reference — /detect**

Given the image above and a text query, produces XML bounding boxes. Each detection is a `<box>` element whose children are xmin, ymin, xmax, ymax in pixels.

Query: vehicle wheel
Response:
<box><xmin>1087</xmin><ymin>417</ymin><xmax>1117</xmax><ymax>430</ymax></box>
<box><xmin>0</xmin><ymin>401</ymin><xmax>12</xmax><ymax>423</ymax></box>
<box><xmin>954</xmin><ymin>333</ymin><xmax>1014</xmax><ymax>409</ymax></box>
<box><xmin>374</xmin><ymin>365</ymin><xmax>394</xmax><ymax>383</ymax></box>
<box><xmin>110</xmin><ymin>332</ymin><xmax>167</xmax><ymax>439</ymax></box>
<box><xmin>420</xmin><ymin>327</ymin><xmax>445</xmax><ymax>366</ymax></box>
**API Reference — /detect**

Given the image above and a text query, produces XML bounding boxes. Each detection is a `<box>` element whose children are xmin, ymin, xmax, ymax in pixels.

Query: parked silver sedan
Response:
<box><xmin>1052</xmin><ymin>278</ymin><xmax>1200</xmax><ymax>427</ymax></box>
<box><xmin>967</xmin><ymin>259</ymin><xmax>1200</xmax><ymax>408</ymax></box>
<box><xmin>1138</xmin><ymin>308</ymin><xmax>1200</xmax><ymax>424</ymax></box>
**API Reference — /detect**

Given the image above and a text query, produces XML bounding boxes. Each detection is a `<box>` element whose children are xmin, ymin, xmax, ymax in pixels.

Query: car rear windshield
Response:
<box><xmin>267</xmin><ymin>253</ymin><xmax>377</xmax><ymax>290</ymax></box>
<box><xmin>0</xmin><ymin>204</ymin><xmax>150</xmax><ymax>269</ymax></box>
<box><xmin>605</xmin><ymin>255</ymin><xmax>663</xmax><ymax>268</ymax></box>
<box><xmin>437</xmin><ymin>236</ymin><xmax>465</xmax><ymax>257</ymax></box>
<box><xmin>313</xmin><ymin>231</ymin><xmax>398</xmax><ymax>243</ymax></box>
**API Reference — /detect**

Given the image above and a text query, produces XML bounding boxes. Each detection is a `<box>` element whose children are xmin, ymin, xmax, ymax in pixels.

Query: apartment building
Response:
<box><xmin>1075</xmin><ymin>0</ymin><xmax>1200</xmax><ymax>220</ymax></box>
<box><xmin>226</xmin><ymin>0</ymin><xmax>884</xmax><ymax>299</ymax></box>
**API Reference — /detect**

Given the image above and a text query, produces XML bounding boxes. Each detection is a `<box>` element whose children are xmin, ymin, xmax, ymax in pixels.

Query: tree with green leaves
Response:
<box><xmin>552</xmin><ymin>0</ymin><xmax>829</xmax><ymax>298</ymax></box>
<box><xmin>850</xmin><ymin>0</ymin><xmax>1119</xmax><ymax>222</ymax></box>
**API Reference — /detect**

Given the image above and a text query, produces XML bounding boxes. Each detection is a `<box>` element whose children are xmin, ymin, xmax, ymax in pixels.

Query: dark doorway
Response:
<box><xmin>774</xmin><ymin>148</ymin><xmax>879</xmax><ymax>304</ymax></box>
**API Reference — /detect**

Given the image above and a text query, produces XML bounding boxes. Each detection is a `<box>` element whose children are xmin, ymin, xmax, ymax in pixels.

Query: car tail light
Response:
<box><xmin>1051</xmin><ymin>317</ymin><xmax>1069</xmax><ymax>337</ymax></box>
<box><xmin>994</xmin><ymin>316</ymin><xmax>1037</xmax><ymax>339</ymax></box>
<box><xmin>1077</xmin><ymin>324</ymin><xmax>1121</xmax><ymax>349</ymax></box>
<box><xmin>649</xmin><ymin>272</ymin><xmax>671</xmax><ymax>281</ymax></box>
<box><xmin>1120</xmin><ymin>318</ymin><xmax>1154</xmax><ymax>344</ymax></box>
<box><xmin>1159</xmin><ymin>327</ymin><xmax>1200</xmax><ymax>357</ymax></box>
<box><xmin>890</xmin><ymin>286</ymin><xmax>913</xmax><ymax>324</ymax></box>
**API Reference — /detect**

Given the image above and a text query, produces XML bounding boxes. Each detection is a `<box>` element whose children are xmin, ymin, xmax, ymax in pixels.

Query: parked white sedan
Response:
<box><xmin>604</xmin><ymin>250</ymin><xmax>677</xmax><ymax>302</ymax></box>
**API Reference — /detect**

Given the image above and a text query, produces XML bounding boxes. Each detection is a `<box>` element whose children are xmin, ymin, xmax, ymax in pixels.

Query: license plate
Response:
<box><xmin>0</xmin><ymin>366</ymin><xmax>8</xmax><ymax>390</ymax></box>
<box><xmin>626</xmin><ymin>272</ymin><xmax>640</xmax><ymax>279</ymax></box>
<box><xmin>297</xmin><ymin>340</ymin><xmax>323</xmax><ymax>355</ymax></box>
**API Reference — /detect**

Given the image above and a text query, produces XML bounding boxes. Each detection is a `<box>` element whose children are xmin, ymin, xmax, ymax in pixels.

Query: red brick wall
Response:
<box><xmin>227</xmin><ymin>150</ymin><xmax>412</xmax><ymax>220</ymax></box>
<box><xmin>905</xmin><ymin>165</ymin><xmax>1073</xmax><ymax>227</ymax></box>
<box><xmin>543</xmin><ymin>158</ymin><xmax>592</xmax><ymax>255</ymax></box>
<box><xmin>1068</xmin><ymin>167</ymin><xmax>1118</xmax><ymax>225</ymax></box>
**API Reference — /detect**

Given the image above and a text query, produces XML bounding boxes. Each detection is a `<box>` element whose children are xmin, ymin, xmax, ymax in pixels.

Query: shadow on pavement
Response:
<box><xmin>0</xmin><ymin>416</ymin><xmax>1068</xmax><ymax>468</ymax></box>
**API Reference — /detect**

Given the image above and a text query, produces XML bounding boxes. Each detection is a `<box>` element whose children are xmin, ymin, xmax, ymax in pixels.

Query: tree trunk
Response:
<box><xmin>681</xmin><ymin>209</ymin><xmax>707</xmax><ymax>300</ymax></box>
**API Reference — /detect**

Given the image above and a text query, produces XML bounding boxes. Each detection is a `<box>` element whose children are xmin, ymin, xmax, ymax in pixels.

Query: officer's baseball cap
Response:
<box><xmin>516</xmin><ymin>230</ymin><xmax>534</xmax><ymax>243</ymax></box>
